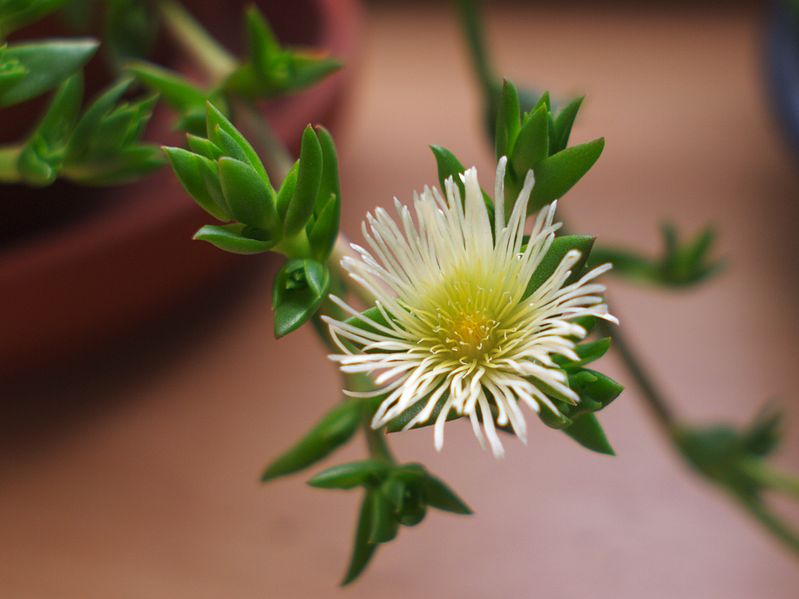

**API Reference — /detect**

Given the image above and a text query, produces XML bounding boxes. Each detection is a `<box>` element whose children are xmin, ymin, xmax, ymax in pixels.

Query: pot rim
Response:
<box><xmin>0</xmin><ymin>0</ymin><xmax>361</xmax><ymax>281</ymax></box>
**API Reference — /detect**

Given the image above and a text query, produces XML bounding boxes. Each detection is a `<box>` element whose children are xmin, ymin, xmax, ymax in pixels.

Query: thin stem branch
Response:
<box><xmin>453</xmin><ymin>0</ymin><xmax>498</xmax><ymax>100</ymax></box>
<box><xmin>595</xmin><ymin>317</ymin><xmax>676</xmax><ymax>433</ymax></box>
<box><xmin>157</xmin><ymin>0</ymin><xmax>236</xmax><ymax>82</ymax></box>
<box><xmin>741</xmin><ymin>460</ymin><xmax>799</xmax><ymax>500</ymax></box>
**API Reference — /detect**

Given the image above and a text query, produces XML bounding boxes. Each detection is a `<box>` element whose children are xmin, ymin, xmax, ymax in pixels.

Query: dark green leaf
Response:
<box><xmin>261</xmin><ymin>398</ymin><xmax>364</xmax><ymax>482</ymax></box>
<box><xmin>551</xmin><ymin>96</ymin><xmax>584</xmax><ymax>154</ymax></box>
<box><xmin>193</xmin><ymin>223</ymin><xmax>274</xmax><ymax>254</ymax></box>
<box><xmin>316</xmin><ymin>125</ymin><xmax>340</xmax><ymax>213</ymax></box>
<box><xmin>341</xmin><ymin>491</ymin><xmax>378</xmax><ymax>586</ymax></box>
<box><xmin>245</xmin><ymin>5</ymin><xmax>280</xmax><ymax>74</ymax></box>
<box><xmin>422</xmin><ymin>475</ymin><xmax>472</xmax><ymax>514</ymax></box>
<box><xmin>308</xmin><ymin>459</ymin><xmax>389</xmax><ymax>489</ymax></box>
<box><xmin>275</xmin><ymin>160</ymin><xmax>299</xmax><ymax>219</ymax></box>
<box><xmin>531</xmin><ymin>138</ymin><xmax>604</xmax><ymax>210</ymax></box>
<box><xmin>272</xmin><ymin>258</ymin><xmax>330</xmax><ymax>337</ymax></box>
<box><xmin>562</xmin><ymin>413</ymin><xmax>615</xmax><ymax>455</ymax></box>
<box><xmin>308</xmin><ymin>192</ymin><xmax>340</xmax><ymax>260</ymax></box>
<box><xmin>164</xmin><ymin>147</ymin><xmax>229</xmax><ymax>221</ymax></box>
<box><xmin>511</xmin><ymin>104</ymin><xmax>549</xmax><ymax>175</ymax></box>
<box><xmin>128</xmin><ymin>61</ymin><xmax>206</xmax><ymax>112</ymax></box>
<box><xmin>218</xmin><ymin>156</ymin><xmax>278</xmax><ymax>232</ymax></box>
<box><xmin>284</xmin><ymin>125</ymin><xmax>322</xmax><ymax>235</ymax></box>
<box><xmin>569</xmin><ymin>368</ymin><xmax>623</xmax><ymax>409</ymax></box>
<box><xmin>495</xmin><ymin>79</ymin><xmax>520</xmax><ymax>160</ymax></box>
<box><xmin>525</xmin><ymin>235</ymin><xmax>594</xmax><ymax>298</ymax></box>
<box><xmin>0</xmin><ymin>39</ymin><xmax>98</xmax><ymax>107</ymax></box>
<box><xmin>206</xmin><ymin>101</ymin><xmax>268</xmax><ymax>182</ymax></box>
<box><xmin>369</xmin><ymin>491</ymin><xmax>399</xmax><ymax>543</ymax></box>
<box><xmin>554</xmin><ymin>338</ymin><xmax>611</xmax><ymax>370</ymax></box>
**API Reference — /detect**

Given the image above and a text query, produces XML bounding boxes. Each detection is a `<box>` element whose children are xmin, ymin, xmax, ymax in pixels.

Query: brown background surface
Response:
<box><xmin>2</xmin><ymin>2</ymin><xmax>799</xmax><ymax>597</ymax></box>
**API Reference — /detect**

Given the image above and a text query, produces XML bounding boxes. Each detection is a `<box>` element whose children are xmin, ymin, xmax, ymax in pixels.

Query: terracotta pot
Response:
<box><xmin>0</xmin><ymin>0</ymin><xmax>361</xmax><ymax>377</ymax></box>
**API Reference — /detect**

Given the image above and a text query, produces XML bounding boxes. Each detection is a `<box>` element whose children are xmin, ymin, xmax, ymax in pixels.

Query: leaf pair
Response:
<box><xmin>495</xmin><ymin>80</ymin><xmax>604</xmax><ymax>213</ymax></box>
<box><xmin>223</xmin><ymin>6</ymin><xmax>341</xmax><ymax>99</ymax></box>
<box><xmin>308</xmin><ymin>461</ymin><xmax>471</xmax><ymax>585</ymax></box>
<box><xmin>16</xmin><ymin>74</ymin><xmax>163</xmax><ymax>186</ymax></box>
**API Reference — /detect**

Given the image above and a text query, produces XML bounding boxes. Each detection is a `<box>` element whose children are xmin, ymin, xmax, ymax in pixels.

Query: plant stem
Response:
<box><xmin>233</xmin><ymin>99</ymin><xmax>295</xmax><ymax>179</ymax></box>
<box><xmin>0</xmin><ymin>145</ymin><xmax>21</xmax><ymax>183</ymax></box>
<box><xmin>737</xmin><ymin>497</ymin><xmax>799</xmax><ymax>553</ymax></box>
<box><xmin>595</xmin><ymin>317</ymin><xmax>676</xmax><ymax>434</ymax></box>
<box><xmin>157</xmin><ymin>0</ymin><xmax>236</xmax><ymax>82</ymax></box>
<box><xmin>453</xmin><ymin>0</ymin><xmax>498</xmax><ymax>101</ymax></box>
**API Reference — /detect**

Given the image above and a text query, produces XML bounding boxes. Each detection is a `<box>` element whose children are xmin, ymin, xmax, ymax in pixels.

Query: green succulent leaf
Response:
<box><xmin>495</xmin><ymin>79</ymin><xmax>520</xmax><ymax>160</ymax></box>
<box><xmin>218</xmin><ymin>156</ymin><xmax>279</xmax><ymax>233</ymax></box>
<box><xmin>525</xmin><ymin>234</ymin><xmax>594</xmax><ymax>298</ymax></box>
<box><xmin>308</xmin><ymin>459</ymin><xmax>390</xmax><ymax>490</ymax></box>
<box><xmin>206</xmin><ymin>101</ymin><xmax>268</xmax><ymax>182</ymax></box>
<box><xmin>554</xmin><ymin>338</ymin><xmax>611</xmax><ymax>370</ymax></box>
<box><xmin>284</xmin><ymin>125</ymin><xmax>322</xmax><ymax>236</ymax></box>
<box><xmin>261</xmin><ymin>398</ymin><xmax>364</xmax><ymax>482</ymax></box>
<box><xmin>0</xmin><ymin>39</ymin><xmax>98</xmax><ymax>107</ymax></box>
<box><xmin>511</xmin><ymin>103</ymin><xmax>549</xmax><ymax>176</ymax></box>
<box><xmin>272</xmin><ymin>258</ymin><xmax>331</xmax><ymax>338</ymax></box>
<box><xmin>368</xmin><ymin>491</ymin><xmax>399</xmax><ymax>544</ymax></box>
<box><xmin>308</xmin><ymin>192</ymin><xmax>340</xmax><ymax>261</ymax></box>
<box><xmin>341</xmin><ymin>490</ymin><xmax>379</xmax><ymax>586</ymax></box>
<box><xmin>429</xmin><ymin>144</ymin><xmax>493</xmax><ymax>214</ymax></box>
<box><xmin>193</xmin><ymin>223</ymin><xmax>274</xmax><ymax>254</ymax></box>
<box><xmin>127</xmin><ymin>61</ymin><xmax>206</xmax><ymax>113</ymax></box>
<box><xmin>421</xmin><ymin>474</ymin><xmax>472</xmax><ymax>514</ymax></box>
<box><xmin>164</xmin><ymin>147</ymin><xmax>229</xmax><ymax>220</ymax></box>
<box><xmin>275</xmin><ymin>159</ymin><xmax>299</xmax><ymax>219</ymax></box>
<box><xmin>562</xmin><ymin>413</ymin><xmax>615</xmax><ymax>455</ymax></box>
<box><xmin>17</xmin><ymin>72</ymin><xmax>83</xmax><ymax>186</ymax></box>
<box><xmin>551</xmin><ymin>96</ymin><xmax>584</xmax><ymax>154</ymax></box>
<box><xmin>530</xmin><ymin>137</ymin><xmax>604</xmax><ymax>210</ymax></box>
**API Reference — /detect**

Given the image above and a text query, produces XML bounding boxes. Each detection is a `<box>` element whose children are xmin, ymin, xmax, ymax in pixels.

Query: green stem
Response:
<box><xmin>453</xmin><ymin>0</ymin><xmax>498</xmax><ymax>100</ymax></box>
<box><xmin>0</xmin><ymin>145</ymin><xmax>21</xmax><ymax>183</ymax></box>
<box><xmin>737</xmin><ymin>497</ymin><xmax>799</xmax><ymax>554</ymax></box>
<box><xmin>233</xmin><ymin>99</ymin><xmax>295</xmax><ymax>179</ymax></box>
<box><xmin>157</xmin><ymin>0</ymin><xmax>237</xmax><ymax>82</ymax></box>
<box><xmin>595</xmin><ymin>317</ymin><xmax>676</xmax><ymax>433</ymax></box>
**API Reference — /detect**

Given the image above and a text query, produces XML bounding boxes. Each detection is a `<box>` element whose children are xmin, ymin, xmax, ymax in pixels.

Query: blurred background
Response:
<box><xmin>2</xmin><ymin>0</ymin><xmax>799</xmax><ymax>597</ymax></box>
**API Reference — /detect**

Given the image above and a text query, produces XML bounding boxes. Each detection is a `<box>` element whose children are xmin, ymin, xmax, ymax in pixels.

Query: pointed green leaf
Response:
<box><xmin>163</xmin><ymin>147</ymin><xmax>229</xmax><ymax>221</ymax></box>
<box><xmin>261</xmin><ymin>398</ymin><xmax>363</xmax><ymax>482</ymax></box>
<box><xmin>341</xmin><ymin>491</ymin><xmax>378</xmax><ymax>586</ymax></box>
<box><xmin>0</xmin><ymin>39</ymin><xmax>98</xmax><ymax>107</ymax></box>
<box><xmin>128</xmin><ymin>61</ymin><xmax>206</xmax><ymax>111</ymax></box>
<box><xmin>206</xmin><ymin>101</ymin><xmax>268</xmax><ymax>182</ymax></box>
<box><xmin>531</xmin><ymin>138</ymin><xmax>604</xmax><ymax>210</ymax></box>
<box><xmin>562</xmin><ymin>413</ymin><xmax>615</xmax><ymax>455</ymax></box>
<box><xmin>369</xmin><ymin>491</ymin><xmax>399</xmax><ymax>544</ymax></box>
<box><xmin>308</xmin><ymin>192</ymin><xmax>340</xmax><ymax>260</ymax></box>
<box><xmin>422</xmin><ymin>475</ymin><xmax>472</xmax><ymax>514</ymax></box>
<box><xmin>308</xmin><ymin>459</ymin><xmax>389</xmax><ymax>489</ymax></box>
<box><xmin>186</xmin><ymin>134</ymin><xmax>223</xmax><ymax>160</ymax></box>
<box><xmin>525</xmin><ymin>235</ymin><xmax>594</xmax><ymax>297</ymax></box>
<box><xmin>554</xmin><ymin>338</ymin><xmax>611</xmax><ymax>370</ymax></box>
<box><xmin>245</xmin><ymin>5</ymin><xmax>280</xmax><ymax>74</ymax></box>
<box><xmin>284</xmin><ymin>125</ymin><xmax>322</xmax><ymax>235</ymax></box>
<box><xmin>511</xmin><ymin>103</ymin><xmax>549</xmax><ymax>176</ymax></box>
<box><xmin>552</xmin><ymin>96</ymin><xmax>584</xmax><ymax>154</ymax></box>
<box><xmin>218</xmin><ymin>156</ymin><xmax>278</xmax><ymax>232</ymax></box>
<box><xmin>569</xmin><ymin>368</ymin><xmax>623</xmax><ymax>409</ymax></box>
<box><xmin>495</xmin><ymin>79</ymin><xmax>520</xmax><ymax>160</ymax></box>
<box><xmin>276</xmin><ymin>160</ymin><xmax>299</xmax><ymax>219</ymax></box>
<box><xmin>272</xmin><ymin>258</ymin><xmax>330</xmax><ymax>337</ymax></box>
<box><xmin>193</xmin><ymin>223</ymin><xmax>274</xmax><ymax>254</ymax></box>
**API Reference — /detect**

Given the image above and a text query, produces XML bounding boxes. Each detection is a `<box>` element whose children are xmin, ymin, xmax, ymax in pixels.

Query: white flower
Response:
<box><xmin>323</xmin><ymin>158</ymin><xmax>617</xmax><ymax>457</ymax></box>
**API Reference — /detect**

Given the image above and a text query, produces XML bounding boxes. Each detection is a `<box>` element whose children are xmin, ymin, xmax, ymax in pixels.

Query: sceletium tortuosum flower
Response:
<box><xmin>323</xmin><ymin>158</ymin><xmax>617</xmax><ymax>457</ymax></box>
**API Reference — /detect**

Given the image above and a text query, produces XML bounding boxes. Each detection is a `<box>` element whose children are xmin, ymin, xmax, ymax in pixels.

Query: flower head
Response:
<box><xmin>324</xmin><ymin>159</ymin><xmax>616</xmax><ymax>457</ymax></box>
